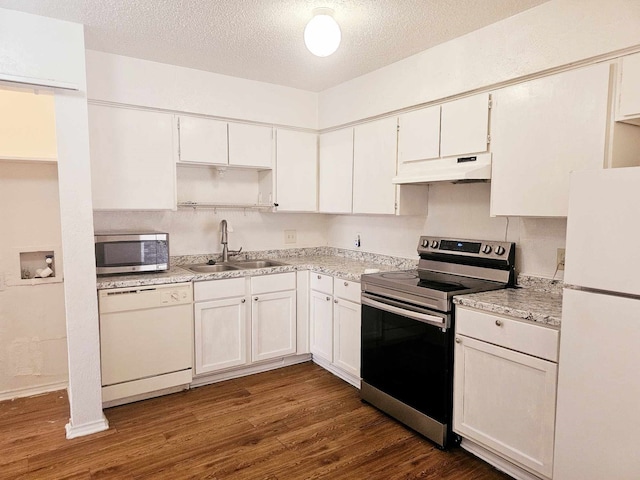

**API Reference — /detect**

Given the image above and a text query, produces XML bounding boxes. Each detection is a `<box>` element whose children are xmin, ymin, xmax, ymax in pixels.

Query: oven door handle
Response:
<box><xmin>361</xmin><ymin>296</ymin><xmax>446</xmax><ymax>328</ymax></box>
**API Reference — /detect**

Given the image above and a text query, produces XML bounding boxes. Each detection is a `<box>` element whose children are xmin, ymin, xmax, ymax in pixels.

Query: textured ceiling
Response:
<box><xmin>0</xmin><ymin>0</ymin><xmax>549</xmax><ymax>92</ymax></box>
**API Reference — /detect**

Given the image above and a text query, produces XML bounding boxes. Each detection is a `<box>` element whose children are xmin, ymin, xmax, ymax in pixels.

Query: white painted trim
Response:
<box><xmin>0</xmin><ymin>382</ymin><xmax>68</xmax><ymax>402</ymax></box>
<box><xmin>312</xmin><ymin>356</ymin><xmax>361</xmax><ymax>389</ymax></box>
<box><xmin>0</xmin><ymin>155</ymin><xmax>57</xmax><ymax>163</ymax></box>
<box><xmin>65</xmin><ymin>415</ymin><xmax>109</xmax><ymax>439</ymax></box>
<box><xmin>461</xmin><ymin>438</ymin><xmax>548</xmax><ymax>480</ymax></box>
<box><xmin>0</xmin><ymin>72</ymin><xmax>78</xmax><ymax>91</ymax></box>
<box><xmin>87</xmin><ymin>99</ymin><xmax>318</xmax><ymax>134</ymax></box>
<box><xmin>190</xmin><ymin>354</ymin><xmax>311</xmax><ymax>388</ymax></box>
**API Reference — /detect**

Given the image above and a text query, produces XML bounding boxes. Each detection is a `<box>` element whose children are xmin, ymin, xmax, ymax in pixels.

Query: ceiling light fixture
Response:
<box><xmin>304</xmin><ymin>8</ymin><xmax>341</xmax><ymax>57</ymax></box>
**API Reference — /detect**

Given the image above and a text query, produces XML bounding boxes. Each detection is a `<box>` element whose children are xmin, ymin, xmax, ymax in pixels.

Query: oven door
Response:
<box><xmin>361</xmin><ymin>293</ymin><xmax>453</xmax><ymax>428</ymax></box>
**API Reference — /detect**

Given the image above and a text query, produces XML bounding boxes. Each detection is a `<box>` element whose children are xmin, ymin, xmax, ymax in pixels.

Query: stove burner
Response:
<box><xmin>418</xmin><ymin>279</ymin><xmax>466</xmax><ymax>292</ymax></box>
<box><xmin>380</xmin><ymin>272</ymin><xmax>419</xmax><ymax>280</ymax></box>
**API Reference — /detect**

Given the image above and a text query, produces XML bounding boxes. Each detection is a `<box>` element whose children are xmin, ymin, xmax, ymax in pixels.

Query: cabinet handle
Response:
<box><xmin>326</xmin><ymin>296</ymin><xmax>331</xmax><ymax>301</ymax></box>
<box><xmin>254</xmin><ymin>297</ymin><xmax>259</xmax><ymax>301</ymax></box>
<box><xmin>455</xmin><ymin>337</ymin><xmax>461</xmax><ymax>344</ymax></box>
<box><xmin>495</xmin><ymin>319</ymin><xmax>503</xmax><ymax>326</ymax></box>
<box><xmin>317</xmin><ymin>275</ymin><xmax>321</xmax><ymax>279</ymax></box>
<box><xmin>241</xmin><ymin>298</ymin><xmax>246</xmax><ymax>303</ymax></box>
<box><xmin>334</xmin><ymin>299</ymin><xmax>338</xmax><ymax>304</ymax></box>
<box><xmin>344</xmin><ymin>281</ymin><xmax>348</xmax><ymax>287</ymax></box>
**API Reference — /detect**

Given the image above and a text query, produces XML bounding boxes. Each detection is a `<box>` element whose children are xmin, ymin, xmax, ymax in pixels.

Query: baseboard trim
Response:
<box><xmin>0</xmin><ymin>381</ymin><xmax>68</xmax><ymax>402</ymax></box>
<box><xmin>65</xmin><ymin>414</ymin><xmax>109</xmax><ymax>439</ymax></box>
<box><xmin>461</xmin><ymin>438</ymin><xmax>548</xmax><ymax>480</ymax></box>
<box><xmin>190</xmin><ymin>354</ymin><xmax>312</xmax><ymax>388</ymax></box>
<box><xmin>312</xmin><ymin>356</ymin><xmax>361</xmax><ymax>389</ymax></box>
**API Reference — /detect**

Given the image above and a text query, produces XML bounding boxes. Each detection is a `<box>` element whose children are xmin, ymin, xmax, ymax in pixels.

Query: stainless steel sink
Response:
<box><xmin>231</xmin><ymin>259</ymin><xmax>288</xmax><ymax>268</ymax></box>
<box><xmin>185</xmin><ymin>264</ymin><xmax>241</xmax><ymax>273</ymax></box>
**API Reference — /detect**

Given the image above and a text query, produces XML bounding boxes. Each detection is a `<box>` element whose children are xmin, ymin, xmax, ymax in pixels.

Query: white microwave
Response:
<box><xmin>94</xmin><ymin>232</ymin><xmax>169</xmax><ymax>275</ymax></box>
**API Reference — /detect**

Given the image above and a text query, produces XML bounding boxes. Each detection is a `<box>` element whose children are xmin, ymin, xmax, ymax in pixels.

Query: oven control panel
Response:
<box><xmin>418</xmin><ymin>236</ymin><xmax>514</xmax><ymax>260</ymax></box>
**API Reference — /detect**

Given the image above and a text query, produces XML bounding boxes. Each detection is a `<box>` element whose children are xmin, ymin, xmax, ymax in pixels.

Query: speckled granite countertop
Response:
<box><xmin>96</xmin><ymin>247</ymin><xmax>417</xmax><ymax>290</ymax></box>
<box><xmin>453</xmin><ymin>275</ymin><xmax>563</xmax><ymax>328</ymax></box>
<box><xmin>96</xmin><ymin>249</ymin><xmax>564</xmax><ymax>329</ymax></box>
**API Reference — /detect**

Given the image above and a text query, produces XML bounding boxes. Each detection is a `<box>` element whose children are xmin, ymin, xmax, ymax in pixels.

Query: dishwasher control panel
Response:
<box><xmin>98</xmin><ymin>282</ymin><xmax>193</xmax><ymax>314</ymax></box>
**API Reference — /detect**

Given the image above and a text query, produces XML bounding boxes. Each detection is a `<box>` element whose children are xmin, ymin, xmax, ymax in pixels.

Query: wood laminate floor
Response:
<box><xmin>0</xmin><ymin>362</ymin><xmax>511</xmax><ymax>479</ymax></box>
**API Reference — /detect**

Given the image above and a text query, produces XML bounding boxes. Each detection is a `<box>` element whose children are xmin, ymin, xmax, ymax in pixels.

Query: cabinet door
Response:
<box><xmin>440</xmin><ymin>93</ymin><xmax>489</xmax><ymax>158</ymax></box>
<box><xmin>194</xmin><ymin>297</ymin><xmax>248</xmax><ymax>375</ymax></box>
<box><xmin>454</xmin><ymin>335</ymin><xmax>557</xmax><ymax>478</ymax></box>
<box><xmin>618</xmin><ymin>52</ymin><xmax>640</xmax><ymax>122</ymax></box>
<box><xmin>88</xmin><ymin>104</ymin><xmax>176</xmax><ymax>210</ymax></box>
<box><xmin>228</xmin><ymin>122</ymin><xmax>273</xmax><ymax>168</ymax></box>
<box><xmin>177</xmin><ymin>116</ymin><xmax>228</xmax><ymax>165</ymax></box>
<box><xmin>0</xmin><ymin>88</ymin><xmax>57</xmax><ymax>162</ymax></box>
<box><xmin>398</xmin><ymin>106</ymin><xmax>441</xmax><ymax>165</ymax></box>
<box><xmin>275</xmin><ymin>129</ymin><xmax>318</xmax><ymax>212</ymax></box>
<box><xmin>490</xmin><ymin>63</ymin><xmax>610</xmax><ymax>217</ymax></box>
<box><xmin>251</xmin><ymin>290</ymin><xmax>296</xmax><ymax>362</ymax></box>
<box><xmin>333</xmin><ymin>298</ymin><xmax>361</xmax><ymax>378</ymax></box>
<box><xmin>318</xmin><ymin>128</ymin><xmax>353</xmax><ymax>213</ymax></box>
<box><xmin>310</xmin><ymin>289</ymin><xmax>333</xmax><ymax>362</ymax></box>
<box><xmin>353</xmin><ymin>117</ymin><xmax>397</xmax><ymax>215</ymax></box>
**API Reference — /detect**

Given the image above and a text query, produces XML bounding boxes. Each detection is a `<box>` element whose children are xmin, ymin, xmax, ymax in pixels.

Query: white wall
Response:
<box><xmin>0</xmin><ymin>162</ymin><xmax>68</xmax><ymax>399</ymax></box>
<box><xmin>85</xmin><ymin>50</ymin><xmax>318</xmax><ymax>129</ymax></box>
<box><xmin>327</xmin><ymin>183</ymin><xmax>566</xmax><ymax>279</ymax></box>
<box><xmin>93</xmin><ymin>210</ymin><xmax>329</xmax><ymax>256</ymax></box>
<box><xmin>319</xmin><ymin>0</ymin><xmax>640</xmax><ymax>128</ymax></box>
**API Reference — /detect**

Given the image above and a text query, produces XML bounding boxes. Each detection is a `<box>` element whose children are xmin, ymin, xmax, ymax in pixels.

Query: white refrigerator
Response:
<box><xmin>554</xmin><ymin>167</ymin><xmax>640</xmax><ymax>480</ymax></box>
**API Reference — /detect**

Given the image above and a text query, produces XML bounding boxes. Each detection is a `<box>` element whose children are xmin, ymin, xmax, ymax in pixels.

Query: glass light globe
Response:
<box><xmin>304</xmin><ymin>13</ymin><xmax>341</xmax><ymax>57</ymax></box>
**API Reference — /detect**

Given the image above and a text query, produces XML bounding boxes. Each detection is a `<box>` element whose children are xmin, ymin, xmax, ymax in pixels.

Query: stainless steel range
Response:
<box><xmin>360</xmin><ymin>236</ymin><xmax>515</xmax><ymax>448</ymax></box>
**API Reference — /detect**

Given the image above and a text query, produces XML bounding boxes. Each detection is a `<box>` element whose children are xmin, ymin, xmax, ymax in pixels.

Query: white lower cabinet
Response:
<box><xmin>454</xmin><ymin>306</ymin><xmax>559</xmax><ymax>480</ymax></box>
<box><xmin>194</xmin><ymin>296</ymin><xmax>248</xmax><ymax>374</ymax></box>
<box><xmin>310</xmin><ymin>273</ymin><xmax>361</xmax><ymax>386</ymax></box>
<box><xmin>309</xmin><ymin>288</ymin><xmax>334</xmax><ymax>362</ymax></box>
<box><xmin>193</xmin><ymin>273</ymin><xmax>297</xmax><ymax>376</ymax></box>
<box><xmin>332</xmin><ymin>297</ymin><xmax>361</xmax><ymax>379</ymax></box>
<box><xmin>251</xmin><ymin>290</ymin><xmax>297</xmax><ymax>362</ymax></box>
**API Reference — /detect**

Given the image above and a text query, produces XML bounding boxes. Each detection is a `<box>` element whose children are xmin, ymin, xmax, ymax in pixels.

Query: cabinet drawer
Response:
<box><xmin>456</xmin><ymin>307</ymin><xmax>559</xmax><ymax>362</ymax></box>
<box><xmin>251</xmin><ymin>272</ymin><xmax>296</xmax><ymax>294</ymax></box>
<box><xmin>310</xmin><ymin>272</ymin><xmax>333</xmax><ymax>295</ymax></box>
<box><xmin>334</xmin><ymin>279</ymin><xmax>360</xmax><ymax>303</ymax></box>
<box><xmin>194</xmin><ymin>277</ymin><xmax>245</xmax><ymax>302</ymax></box>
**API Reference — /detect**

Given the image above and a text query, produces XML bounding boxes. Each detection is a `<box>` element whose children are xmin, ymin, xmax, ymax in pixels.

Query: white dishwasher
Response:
<box><xmin>98</xmin><ymin>282</ymin><xmax>193</xmax><ymax>407</ymax></box>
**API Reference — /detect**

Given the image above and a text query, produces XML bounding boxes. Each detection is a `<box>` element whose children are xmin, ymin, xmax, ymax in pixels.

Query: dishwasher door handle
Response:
<box><xmin>361</xmin><ymin>296</ymin><xmax>446</xmax><ymax>329</ymax></box>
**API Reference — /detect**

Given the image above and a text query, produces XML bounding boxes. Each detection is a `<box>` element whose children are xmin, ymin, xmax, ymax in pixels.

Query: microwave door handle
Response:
<box><xmin>361</xmin><ymin>297</ymin><xmax>445</xmax><ymax>328</ymax></box>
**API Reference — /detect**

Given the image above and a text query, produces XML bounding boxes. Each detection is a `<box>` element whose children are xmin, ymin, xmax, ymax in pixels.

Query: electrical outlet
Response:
<box><xmin>557</xmin><ymin>248</ymin><xmax>566</xmax><ymax>270</ymax></box>
<box><xmin>284</xmin><ymin>230</ymin><xmax>297</xmax><ymax>244</ymax></box>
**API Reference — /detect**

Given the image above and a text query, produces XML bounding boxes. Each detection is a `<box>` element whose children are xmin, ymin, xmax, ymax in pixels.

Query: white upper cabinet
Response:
<box><xmin>88</xmin><ymin>104</ymin><xmax>176</xmax><ymax>210</ymax></box>
<box><xmin>490</xmin><ymin>63</ymin><xmax>611</xmax><ymax>217</ymax></box>
<box><xmin>177</xmin><ymin>116</ymin><xmax>228</xmax><ymax>165</ymax></box>
<box><xmin>353</xmin><ymin>117</ymin><xmax>398</xmax><ymax>215</ymax></box>
<box><xmin>440</xmin><ymin>93</ymin><xmax>490</xmax><ymax>158</ymax></box>
<box><xmin>228</xmin><ymin>123</ymin><xmax>273</xmax><ymax>168</ymax></box>
<box><xmin>318</xmin><ymin>128</ymin><xmax>354</xmax><ymax>214</ymax></box>
<box><xmin>275</xmin><ymin>129</ymin><xmax>318</xmax><ymax>212</ymax></box>
<box><xmin>0</xmin><ymin>88</ymin><xmax>57</xmax><ymax>162</ymax></box>
<box><xmin>398</xmin><ymin>105</ymin><xmax>441</xmax><ymax>164</ymax></box>
<box><xmin>617</xmin><ymin>52</ymin><xmax>640</xmax><ymax>125</ymax></box>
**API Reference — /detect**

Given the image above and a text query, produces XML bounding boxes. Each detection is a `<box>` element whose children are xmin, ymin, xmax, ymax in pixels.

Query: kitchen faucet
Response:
<box><xmin>220</xmin><ymin>219</ymin><xmax>242</xmax><ymax>262</ymax></box>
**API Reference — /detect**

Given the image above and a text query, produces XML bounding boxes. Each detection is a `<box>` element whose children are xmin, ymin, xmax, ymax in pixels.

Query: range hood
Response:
<box><xmin>393</xmin><ymin>153</ymin><xmax>492</xmax><ymax>184</ymax></box>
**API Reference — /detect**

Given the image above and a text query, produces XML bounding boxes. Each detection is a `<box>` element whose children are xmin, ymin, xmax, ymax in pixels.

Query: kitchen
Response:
<box><xmin>1</xmin><ymin>1</ymin><xmax>640</xmax><ymax>479</ymax></box>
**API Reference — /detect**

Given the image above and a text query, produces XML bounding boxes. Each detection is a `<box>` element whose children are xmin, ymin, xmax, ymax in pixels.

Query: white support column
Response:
<box><xmin>55</xmin><ymin>90</ymin><xmax>108</xmax><ymax>438</ymax></box>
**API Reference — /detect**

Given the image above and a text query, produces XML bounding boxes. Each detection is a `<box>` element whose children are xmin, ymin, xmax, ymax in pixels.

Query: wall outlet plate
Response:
<box><xmin>284</xmin><ymin>230</ymin><xmax>297</xmax><ymax>244</ymax></box>
<box><xmin>557</xmin><ymin>248</ymin><xmax>566</xmax><ymax>270</ymax></box>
